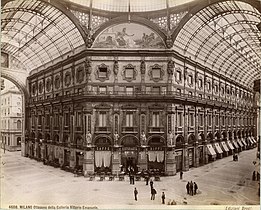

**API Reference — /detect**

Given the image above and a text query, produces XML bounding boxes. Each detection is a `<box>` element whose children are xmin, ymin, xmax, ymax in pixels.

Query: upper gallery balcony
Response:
<box><xmin>29</xmin><ymin>90</ymin><xmax>242</xmax><ymax>109</ymax></box>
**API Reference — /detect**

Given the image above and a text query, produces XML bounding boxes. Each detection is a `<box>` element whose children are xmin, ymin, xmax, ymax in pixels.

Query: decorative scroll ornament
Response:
<box><xmin>167</xmin><ymin>59</ymin><xmax>174</xmax><ymax>75</ymax></box>
<box><xmin>140</xmin><ymin>59</ymin><xmax>146</xmax><ymax>75</ymax></box>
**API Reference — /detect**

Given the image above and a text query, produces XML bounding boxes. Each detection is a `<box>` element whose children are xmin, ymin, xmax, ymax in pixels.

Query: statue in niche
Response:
<box><xmin>86</xmin><ymin>131</ymin><xmax>92</xmax><ymax>146</ymax></box>
<box><xmin>140</xmin><ymin>59</ymin><xmax>146</xmax><ymax>75</ymax></box>
<box><xmin>140</xmin><ymin>131</ymin><xmax>147</xmax><ymax>145</ymax></box>
<box><xmin>114</xmin><ymin>131</ymin><xmax>119</xmax><ymax>145</ymax></box>
<box><xmin>167</xmin><ymin>59</ymin><xmax>174</xmax><ymax>75</ymax></box>
<box><xmin>167</xmin><ymin>131</ymin><xmax>174</xmax><ymax>146</ymax></box>
<box><xmin>113</xmin><ymin>59</ymin><xmax>119</xmax><ymax>76</ymax></box>
<box><xmin>85</xmin><ymin>57</ymin><xmax>92</xmax><ymax>75</ymax></box>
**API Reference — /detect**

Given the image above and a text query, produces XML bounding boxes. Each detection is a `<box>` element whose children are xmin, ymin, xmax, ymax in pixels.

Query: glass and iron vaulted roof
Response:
<box><xmin>1</xmin><ymin>0</ymin><xmax>85</xmax><ymax>71</ymax></box>
<box><xmin>69</xmin><ymin>0</ymin><xmax>194</xmax><ymax>12</ymax></box>
<box><xmin>173</xmin><ymin>0</ymin><xmax>261</xmax><ymax>88</ymax></box>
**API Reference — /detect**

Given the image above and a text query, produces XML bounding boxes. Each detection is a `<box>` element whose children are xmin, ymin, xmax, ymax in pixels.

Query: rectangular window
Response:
<box><xmin>152</xmin><ymin>86</ymin><xmax>160</xmax><ymax>94</ymax></box>
<box><xmin>177</xmin><ymin>112</ymin><xmax>183</xmax><ymax>127</ymax></box>
<box><xmin>177</xmin><ymin>71</ymin><xmax>181</xmax><ymax>81</ymax></box>
<box><xmin>152</xmin><ymin>112</ymin><xmax>160</xmax><ymax>127</ymax></box>
<box><xmin>207</xmin><ymin>82</ymin><xmax>211</xmax><ymax>91</ymax></box>
<box><xmin>54</xmin><ymin>114</ymin><xmax>59</xmax><ymax>126</ymax></box>
<box><xmin>199</xmin><ymin>114</ymin><xmax>203</xmax><ymax>126</ymax></box>
<box><xmin>126</xmin><ymin>87</ymin><xmax>134</xmax><ymax>95</ymax></box>
<box><xmin>190</xmin><ymin>113</ymin><xmax>194</xmax><ymax>127</ymax></box>
<box><xmin>177</xmin><ymin>88</ymin><xmax>181</xmax><ymax>95</ymax></box>
<box><xmin>77</xmin><ymin>112</ymin><xmax>82</xmax><ymax>126</ymax></box>
<box><xmin>198</xmin><ymin>79</ymin><xmax>202</xmax><ymax>88</ymax></box>
<box><xmin>99</xmin><ymin>111</ymin><xmax>107</xmax><ymax>127</ymax></box>
<box><xmin>152</xmin><ymin>68</ymin><xmax>161</xmax><ymax>79</ymax></box>
<box><xmin>38</xmin><ymin>115</ymin><xmax>42</xmax><ymax>125</ymax></box>
<box><xmin>65</xmin><ymin>113</ymin><xmax>69</xmax><ymax>126</ymax></box>
<box><xmin>46</xmin><ymin>114</ymin><xmax>50</xmax><ymax>126</ymax></box>
<box><xmin>208</xmin><ymin>115</ymin><xmax>212</xmax><ymax>126</ymax></box>
<box><xmin>126</xmin><ymin>112</ymin><xmax>133</xmax><ymax>127</ymax></box>
<box><xmin>215</xmin><ymin>115</ymin><xmax>219</xmax><ymax>126</ymax></box>
<box><xmin>98</xmin><ymin>67</ymin><xmax>107</xmax><ymax>78</ymax></box>
<box><xmin>188</xmin><ymin>75</ymin><xmax>193</xmax><ymax>84</ymax></box>
<box><xmin>198</xmin><ymin>94</ymin><xmax>202</xmax><ymax>99</ymax></box>
<box><xmin>215</xmin><ymin>85</ymin><xmax>218</xmax><ymax>93</ymax></box>
<box><xmin>125</xmin><ymin>68</ymin><xmax>134</xmax><ymax>79</ymax></box>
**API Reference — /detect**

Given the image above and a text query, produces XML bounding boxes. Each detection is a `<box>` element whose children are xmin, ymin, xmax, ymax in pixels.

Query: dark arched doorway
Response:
<box><xmin>120</xmin><ymin>135</ymin><xmax>139</xmax><ymax>173</ymax></box>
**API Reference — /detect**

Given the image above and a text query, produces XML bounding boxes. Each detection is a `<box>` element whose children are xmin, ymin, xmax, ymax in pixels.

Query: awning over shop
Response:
<box><xmin>241</xmin><ymin>138</ymin><xmax>247</xmax><ymax>146</ymax></box>
<box><xmin>251</xmin><ymin>137</ymin><xmax>256</xmax><ymax>143</ymax></box>
<box><xmin>221</xmin><ymin>141</ymin><xmax>229</xmax><ymax>152</ymax></box>
<box><xmin>226</xmin><ymin>141</ymin><xmax>234</xmax><ymax>150</ymax></box>
<box><xmin>232</xmin><ymin>140</ymin><xmax>239</xmax><ymax>148</ymax></box>
<box><xmin>248</xmin><ymin>137</ymin><xmax>254</xmax><ymax>144</ymax></box>
<box><xmin>237</xmin><ymin>139</ymin><xmax>244</xmax><ymax>147</ymax></box>
<box><xmin>214</xmin><ymin>143</ymin><xmax>223</xmax><ymax>154</ymax></box>
<box><xmin>206</xmin><ymin>144</ymin><xmax>216</xmax><ymax>156</ymax></box>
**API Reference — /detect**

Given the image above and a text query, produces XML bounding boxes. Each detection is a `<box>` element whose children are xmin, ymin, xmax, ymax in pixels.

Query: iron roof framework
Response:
<box><xmin>68</xmin><ymin>0</ymin><xmax>194</xmax><ymax>12</ymax></box>
<box><xmin>173</xmin><ymin>0</ymin><xmax>261</xmax><ymax>88</ymax></box>
<box><xmin>1</xmin><ymin>0</ymin><xmax>85</xmax><ymax>71</ymax></box>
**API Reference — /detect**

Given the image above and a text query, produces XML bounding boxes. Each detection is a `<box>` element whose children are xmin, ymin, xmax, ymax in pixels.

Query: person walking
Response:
<box><xmin>161</xmin><ymin>192</ymin><xmax>165</xmax><ymax>204</ymax></box>
<box><xmin>151</xmin><ymin>187</ymin><xmax>157</xmax><ymax>200</ymax></box>
<box><xmin>180</xmin><ymin>171</ymin><xmax>183</xmax><ymax>179</ymax></box>
<box><xmin>194</xmin><ymin>182</ymin><xmax>198</xmax><ymax>195</ymax></box>
<box><xmin>150</xmin><ymin>179</ymin><xmax>154</xmax><ymax>189</ymax></box>
<box><xmin>134</xmin><ymin>187</ymin><xmax>138</xmax><ymax>201</ymax></box>
<box><xmin>186</xmin><ymin>182</ymin><xmax>190</xmax><ymax>194</ymax></box>
<box><xmin>190</xmin><ymin>181</ymin><xmax>194</xmax><ymax>196</ymax></box>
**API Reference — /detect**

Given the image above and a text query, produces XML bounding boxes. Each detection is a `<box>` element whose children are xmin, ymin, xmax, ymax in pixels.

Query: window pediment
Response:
<box><xmin>148</xmin><ymin>64</ymin><xmax>164</xmax><ymax>82</ymax></box>
<box><xmin>122</xmin><ymin>64</ymin><xmax>137</xmax><ymax>82</ymax></box>
<box><xmin>95</xmin><ymin>63</ymin><xmax>110</xmax><ymax>82</ymax></box>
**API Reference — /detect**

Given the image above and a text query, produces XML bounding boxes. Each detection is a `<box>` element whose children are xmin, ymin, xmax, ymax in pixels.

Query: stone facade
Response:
<box><xmin>25</xmin><ymin>48</ymin><xmax>258</xmax><ymax>176</ymax></box>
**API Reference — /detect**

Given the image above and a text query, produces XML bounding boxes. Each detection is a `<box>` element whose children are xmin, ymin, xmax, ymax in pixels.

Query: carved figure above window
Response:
<box><xmin>148</xmin><ymin>64</ymin><xmax>164</xmax><ymax>82</ymax></box>
<box><xmin>95</xmin><ymin>63</ymin><xmax>110</xmax><ymax>82</ymax></box>
<box><xmin>122</xmin><ymin>64</ymin><xmax>137</xmax><ymax>82</ymax></box>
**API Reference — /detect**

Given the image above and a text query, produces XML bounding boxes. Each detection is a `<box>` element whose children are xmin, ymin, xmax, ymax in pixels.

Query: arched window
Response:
<box><xmin>17</xmin><ymin>120</ymin><xmax>22</xmax><ymax>130</ymax></box>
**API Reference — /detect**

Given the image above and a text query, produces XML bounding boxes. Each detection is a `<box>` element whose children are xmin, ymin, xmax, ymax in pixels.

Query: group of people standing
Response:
<box><xmin>186</xmin><ymin>181</ymin><xmax>198</xmax><ymax>196</ymax></box>
<box><xmin>133</xmin><ymin>179</ymin><xmax>166</xmax><ymax>204</ymax></box>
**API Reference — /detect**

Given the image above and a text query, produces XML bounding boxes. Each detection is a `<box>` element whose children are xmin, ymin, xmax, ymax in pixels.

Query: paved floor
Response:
<box><xmin>0</xmin><ymin>149</ymin><xmax>260</xmax><ymax>209</ymax></box>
